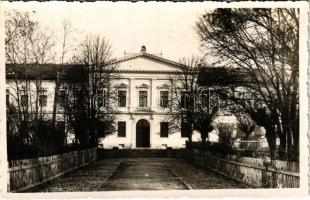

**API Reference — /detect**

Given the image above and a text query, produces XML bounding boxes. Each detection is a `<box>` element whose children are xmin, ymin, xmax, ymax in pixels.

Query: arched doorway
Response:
<box><xmin>136</xmin><ymin>119</ymin><xmax>150</xmax><ymax>148</ymax></box>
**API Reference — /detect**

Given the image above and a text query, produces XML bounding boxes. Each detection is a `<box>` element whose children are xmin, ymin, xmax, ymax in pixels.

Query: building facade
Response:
<box><xmin>101</xmin><ymin>47</ymin><xmax>187</xmax><ymax>149</ymax></box>
<box><xmin>6</xmin><ymin>47</ymin><xmax>189</xmax><ymax>149</ymax></box>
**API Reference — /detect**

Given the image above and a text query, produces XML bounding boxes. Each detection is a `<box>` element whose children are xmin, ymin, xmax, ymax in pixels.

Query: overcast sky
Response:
<box><xmin>3</xmin><ymin>1</ymin><xmax>213</xmax><ymax>63</ymax></box>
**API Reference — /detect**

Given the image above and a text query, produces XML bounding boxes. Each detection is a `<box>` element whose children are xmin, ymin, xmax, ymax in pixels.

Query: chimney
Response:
<box><xmin>141</xmin><ymin>45</ymin><xmax>146</xmax><ymax>53</ymax></box>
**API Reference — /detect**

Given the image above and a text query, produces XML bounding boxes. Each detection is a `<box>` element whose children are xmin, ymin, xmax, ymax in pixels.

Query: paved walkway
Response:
<box><xmin>31</xmin><ymin>158</ymin><xmax>249</xmax><ymax>192</ymax></box>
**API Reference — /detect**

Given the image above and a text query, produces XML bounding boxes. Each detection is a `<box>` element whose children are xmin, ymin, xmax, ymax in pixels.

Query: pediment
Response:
<box><xmin>157</xmin><ymin>83</ymin><xmax>170</xmax><ymax>89</ymax></box>
<box><xmin>112</xmin><ymin>53</ymin><xmax>185</xmax><ymax>73</ymax></box>
<box><xmin>136</xmin><ymin>83</ymin><xmax>149</xmax><ymax>89</ymax></box>
<box><xmin>116</xmin><ymin>83</ymin><xmax>128</xmax><ymax>88</ymax></box>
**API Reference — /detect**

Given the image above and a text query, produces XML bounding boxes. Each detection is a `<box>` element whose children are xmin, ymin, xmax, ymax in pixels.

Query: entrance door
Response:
<box><xmin>136</xmin><ymin>119</ymin><xmax>150</xmax><ymax>148</ymax></box>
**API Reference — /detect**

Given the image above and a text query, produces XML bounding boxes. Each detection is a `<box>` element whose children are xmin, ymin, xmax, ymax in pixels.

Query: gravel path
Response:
<box><xmin>31</xmin><ymin>159</ymin><xmax>121</xmax><ymax>192</ymax></box>
<box><xmin>31</xmin><ymin>158</ymin><xmax>249</xmax><ymax>192</ymax></box>
<box><xmin>167</xmin><ymin>159</ymin><xmax>250</xmax><ymax>189</ymax></box>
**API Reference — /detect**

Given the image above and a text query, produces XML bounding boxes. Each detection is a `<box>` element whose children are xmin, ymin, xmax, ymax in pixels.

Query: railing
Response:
<box><xmin>8</xmin><ymin>147</ymin><xmax>97</xmax><ymax>192</ymax></box>
<box><xmin>187</xmin><ymin>149</ymin><xmax>299</xmax><ymax>188</ymax></box>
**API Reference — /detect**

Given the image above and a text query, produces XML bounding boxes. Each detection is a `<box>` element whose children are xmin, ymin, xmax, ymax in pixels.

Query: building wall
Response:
<box><xmin>101</xmin><ymin>72</ymin><xmax>187</xmax><ymax>149</ymax></box>
<box><xmin>6</xmin><ymin>53</ymin><xmax>190</xmax><ymax>149</ymax></box>
<box><xmin>101</xmin><ymin>114</ymin><xmax>187</xmax><ymax>149</ymax></box>
<box><xmin>6</xmin><ymin>79</ymin><xmax>65</xmax><ymax>121</ymax></box>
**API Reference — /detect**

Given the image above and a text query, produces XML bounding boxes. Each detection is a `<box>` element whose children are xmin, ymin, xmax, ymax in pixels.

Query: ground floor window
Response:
<box><xmin>181</xmin><ymin>122</ymin><xmax>190</xmax><ymax>137</ymax></box>
<box><xmin>118</xmin><ymin>121</ymin><xmax>126</xmax><ymax>137</ymax></box>
<box><xmin>160</xmin><ymin>122</ymin><xmax>169</xmax><ymax>137</ymax></box>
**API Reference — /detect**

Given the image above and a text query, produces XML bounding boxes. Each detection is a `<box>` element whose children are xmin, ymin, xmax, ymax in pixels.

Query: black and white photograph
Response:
<box><xmin>0</xmin><ymin>1</ymin><xmax>308</xmax><ymax>197</ymax></box>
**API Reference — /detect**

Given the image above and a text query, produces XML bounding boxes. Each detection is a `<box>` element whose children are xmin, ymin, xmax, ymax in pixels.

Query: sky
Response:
<box><xmin>3</xmin><ymin>1</ymin><xmax>213</xmax><ymax>63</ymax></box>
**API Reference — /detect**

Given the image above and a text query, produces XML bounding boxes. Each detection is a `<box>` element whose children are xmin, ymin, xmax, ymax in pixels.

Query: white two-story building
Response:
<box><xmin>101</xmin><ymin>46</ymin><xmax>187</xmax><ymax>149</ymax></box>
<box><xmin>6</xmin><ymin>46</ymin><xmax>189</xmax><ymax>149</ymax></box>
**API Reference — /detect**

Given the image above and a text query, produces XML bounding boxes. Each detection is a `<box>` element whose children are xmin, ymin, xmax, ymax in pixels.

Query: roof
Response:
<box><xmin>6</xmin><ymin>52</ymin><xmax>187</xmax><ymax>80</ymax></box>
<box><xmin>198</xmin><ymin>67</ymin><xmax>251</xmax><ymax>86</ymax></box>
<box><xmin>6</xmin><ymin>64</ymin><xmax>87</xmax><ymax>81</ymax></box>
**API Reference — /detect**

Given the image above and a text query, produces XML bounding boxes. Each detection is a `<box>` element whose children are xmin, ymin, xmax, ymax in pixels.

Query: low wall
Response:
<box><xmin>187</xmin><ymin>149</ymin><xmax>299</xmax><ymax>188</ymax></box>
<box><xmin>8</xmin><ymin>147</ymin><xmax>97</xmax><ymax>192</ymax></box>
<box><xmin>97</xmin><ymin>148</ymin><xmax>186</xmax><ymax>159</ymax></box>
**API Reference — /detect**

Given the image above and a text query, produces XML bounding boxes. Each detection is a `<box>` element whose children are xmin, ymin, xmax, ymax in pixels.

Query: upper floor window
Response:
<box><xmin>58</xmin><ymin>89</ymin><xmax>66</xmax><ymax>105</ymax></box>
<box><xmin>118</xmin><ymin>90</ymin><xmax>126</xmax><ymax>107</ymax></box>
<box><xmin>39</xmin><ymin>89</ymin><xmax>47</xmax><ymax>107</ymax></box>
<box><xmin>160</xmin><ymin>91</ymin><xmax>169</xmax><ymax>108</ymax></box>
<box><xmin>118</xmin><ymin>121</ymin><xmax>126</xmax><ymax>137</ymax></box>
<box><xmin>39</xmin><ymin>95</ymin><xmax>47</xmax><ymax>107</ymax></box>
<box><xmin>180</xmin><ymin>92</ymin><xmax>187</xmax><ymax>108</ymax></box>
<box><xmin>6</xmin><ymin>89</ymin><xmax>10</xmax><ymax>105</ymax></box>
<box><xmin>21</xmin><ymin>94</ymin><xmax>28</xmax><ymax>107</ymax></box>
<box><xmin>95</xmin><ymin>89</ymin><xmax>106</xmax><ymax>108</ymax></box>
<box><xmin>139</xmin><ymin>91</ymin><xmax>148</xmax><ymax>108</ymax></box>
<box><xmin>160</xmin><ymin>122</ymin><xmax>169</xmax><ymax>137</ymax></box>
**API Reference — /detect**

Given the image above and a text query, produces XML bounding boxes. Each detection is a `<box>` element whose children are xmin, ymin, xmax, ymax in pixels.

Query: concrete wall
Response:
<box><xmin>8</xmin><ymin>147</ymin><xmax>97</xmax><ymax>192</ymax></box>
<box><xmin>187</xmin><ymin>149</ymin><xmax>299</xmax><ymax>188</ymax></box>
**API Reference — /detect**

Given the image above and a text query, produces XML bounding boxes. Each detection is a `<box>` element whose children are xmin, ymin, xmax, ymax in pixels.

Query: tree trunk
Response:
<box><xmin>201</xmin><ymin>130</ymin><xmax>207</xmax><ymax>145</ymax></box>
<box><xmin>278</xmin><ymin>132</ymin><xmax>287</xmax><ymax>160</ymax></box>
<box><xmin>52</xmin><ymin>73</ymin><xmax>60</xmax><ymax>126</ymax></box>
<box><xmin>292</xmin><ymin>121</ymin><xmax>299</xmax><ymax>161</ymax></box>
<box><xmin>266</xmin><ymin>127</ymin><xmax>277</xmax><ymax>160</ymax></box>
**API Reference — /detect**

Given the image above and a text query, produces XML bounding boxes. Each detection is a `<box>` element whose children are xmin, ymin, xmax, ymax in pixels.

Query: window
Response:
<box><xmin>160</xmin><ymin>91</ymin><xmax>168</xmax><ymax>108</ymax></box>
<box><xmin>180</xmin><ymin>92</ymin><xmax>187</xmax><ymax>108</ymax></box>
<box><xmin>21</xmin><ymin>94</ymin><xmax>28</xmax><ymax>107</ymax></box>
<box><xmin>160</xmin><ymin>122</ymin><xmax>169</xmax><ymax>137</ymax></box>
<box><xmin>39</xmin><ymin>95</ymin><xmax>47</xmax><ymax>107</ymax></box>
<box><xmin>118</xmin><ymin>121</ymin><xmax>126</xmax><ymax>137</ymax></box>
<box><xmin>118</xmin><ymin>90</ymin><xmax>126</xmax><ymax>107</ymax></box>
<box><xmin>95</xmin><ymin>89</ymin><xmax>106</xmax><ymax>107</ymax></box>
<box><xmin>139</xmin><ymin>91</ymin><xmax>148</xmax><ymax>107</ymax></box>
<box><xmin>6</xmin><ymin>94</ymin><xmax>9</xmax><ymax>105</ymax></box>
<box><xmin>37</xmin><ymin>89</ymin><xmax>47</xmax><ymax>107</ymax></box>
<box><xmin>181</xmin><ymin>122</ymin><xmax>190</xmax><ymax>137</ymax></box>
<box><xmin>6</xmin><ymin>89</ymin><xmax>9</xmax><ymax>105</ymax></box>
<box><xmin>97</xmin><ymin>121</ymin><xmax>111</xmax><ymax>137</ymax></box>
<box><xmin>102</xmin><ymin>90</ymin><xmax>107</xmax><ymax>107</ymax></box>
<box><xmin>58</xmin><ymin>90</ymin><xmax>66</xmax><ymax>105</ymax></box>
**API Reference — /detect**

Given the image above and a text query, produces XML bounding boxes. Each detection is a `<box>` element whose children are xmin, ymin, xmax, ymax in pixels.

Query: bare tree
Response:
<box><xmin>51</xmin><ymin>19</ymin><xmax>73</xmax><ymax>128</ymax></box>
<box><xmin>196</xmin><ymin>8</ymin><xmax>299</xmax><ymax>160</ymax></box>
<box><xmin>69</xmin><ymin>34</ymin><xmax>118</xmax><ymax>146</ymax></box>
<box><xmin>167</xmin><ymin>57</ymin><xmax>219</xmax><ymax>146</ymax></box>
<box><xmin>6</xmin><ymin>10</ymin><xmax>57</xmax><ymax>157</ymax></box>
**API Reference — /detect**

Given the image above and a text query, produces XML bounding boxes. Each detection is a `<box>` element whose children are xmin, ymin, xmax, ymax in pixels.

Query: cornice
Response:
<box><xmin>114</xmin><ymin>69</ymin><xmax>183</xmax><ymax>74</ymax></box>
